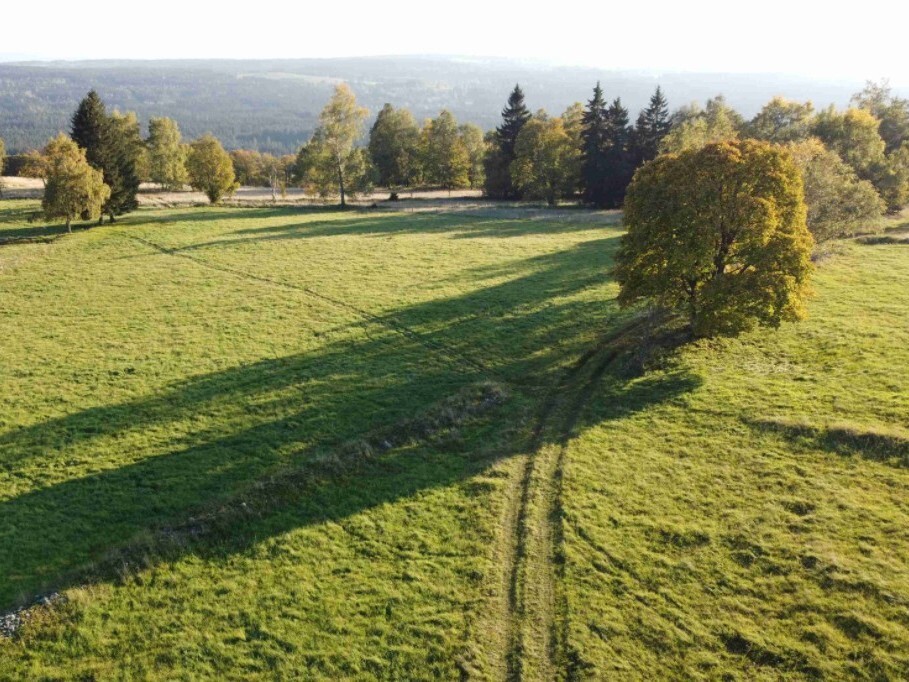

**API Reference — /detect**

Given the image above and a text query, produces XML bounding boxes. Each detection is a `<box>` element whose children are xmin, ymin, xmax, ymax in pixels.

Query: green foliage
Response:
<box><xmin>851</xmin><ymin>80</ymin><xmax>909</xmax><ymax>154</ymax></box>
<box><xmin>510</xmin><ymin>113</ymin><xmax>579</xmax><ymax>205</ymax></box>
<box><xmin>419</xmin><ymin>111</ymin><xmax>470</xmax><ymax>191</ymax></box>
<box><xmin>458</xmin><ymin>123</ymin><xmax>486</xmax><ymax>189</ymax></box>
<box><xmin>40</xmin><ymin>134</ymin><xmax>110</xmax><ymax>231</ymax></box>
<box><xmin>294</xmin><ymin>84</ymin><xmax>369</xmax><ymax>206</ymax></box>
<box><xmin>186</xmin><ymin>134</ymin><xmax>238</xmax><ymax>204</ymax></box>
<box><xmin>746</xmin><ymin>96</ymin><xmax>815</xmax><ymax>142</ymax></box>
<box><xmin>483</xmin><ymin>84</ymin><xmax>531</xmax><ymax>199</ymax></box>
<box><xmin>662</xmin><ymin>96</ymin><xmax>741</xmax><ymax>153</ymax></box>
<box><xmin>368</xmin><ymin>104</ymin><xmax>422</xmax><ymax>189</ymax></box>
<box><xmin>617</xmin><ymin>140</ymin><xmax>814</xmax><ymax>337</ymax></box>
<box><xmin>811</xmin><ymin>107</ymin><xmax>886</xmax><ymax>179</ymax></box>
<box><xmin>147</xmin><ymin>117</ymin><xmax>188</xmax><ymax>191</ymax></box>
<box><xmin>786</xmin><ymin>138</ymin><xmax>885</xmax><ymax>241</ymax></box>
<box><xmin>812</xmin><ymin>106</ymin><xmax>909</xmax><ymax>212</ymax></box>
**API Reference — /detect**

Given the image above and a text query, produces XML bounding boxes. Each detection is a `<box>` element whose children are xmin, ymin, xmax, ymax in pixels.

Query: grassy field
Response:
<box><xmin>0</xmin><ymin>200</ymin><xmax>907</xmax><ymax>680</ymax></box>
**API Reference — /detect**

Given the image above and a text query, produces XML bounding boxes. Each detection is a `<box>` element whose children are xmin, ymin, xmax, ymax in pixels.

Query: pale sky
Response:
<box><xmin>3</xmin><ymin>0</ymin><xmax>908</xmax><ymax>83</ymax></box>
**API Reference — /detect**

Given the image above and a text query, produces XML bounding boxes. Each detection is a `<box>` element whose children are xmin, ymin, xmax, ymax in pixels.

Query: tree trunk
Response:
<box><xmin>337</xmin><ymin>155</ymin><xmax>346</xmax><ymax>208</ymax></box>
<box><xmin>66</xmin><ymin>217</ymin><xmax>72</xmax><ymax>233</ymax></box>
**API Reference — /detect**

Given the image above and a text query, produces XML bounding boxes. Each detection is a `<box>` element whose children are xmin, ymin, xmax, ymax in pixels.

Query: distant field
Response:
<box><xmin>0</xmin><ymin>200</ymin><xmax>907</xmax><ymax>679</ymax></box>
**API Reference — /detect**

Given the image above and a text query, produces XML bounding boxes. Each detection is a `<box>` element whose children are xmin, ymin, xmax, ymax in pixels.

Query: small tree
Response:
<box><xmin>295</xmin><ymin>84</ymin><xmax>369</xmax><ymax>207</ymax></box>
<box><xmin>459</xmin><ymin>123</ymin><xmax>487</xmax><ymax>189</ymax></box>
<box><xmin>616</xmin><ymin>140</ymin><xmax>813</xmax><ymax>337</ymax></box>
<box><xmin>186</xmin><ymin>134</ymin><xmax>238</xmax><ymax>204</ymax></box>
<box><xmin>41</xmin><ymin>134</ymin><xmax>110</xmax><ymax>232</ymax></box>
<box><xmin>147</xmin><ymin>117</ymin><xmax>189</xmax><ymax>190</ymax></box>
<box><xmin>420</xmin><ymin>110</ymin><xmax>470</xmax><ymax>192</ymax></box>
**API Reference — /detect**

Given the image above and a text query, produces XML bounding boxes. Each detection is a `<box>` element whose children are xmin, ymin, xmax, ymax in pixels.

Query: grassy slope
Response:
<box><xmin>0</xmin><ymin>200</ymin><xmax>907</xmax><ymax>679</ymax></box>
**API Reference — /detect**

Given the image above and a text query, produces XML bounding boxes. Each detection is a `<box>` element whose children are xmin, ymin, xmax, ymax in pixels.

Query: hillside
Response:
<box><xmin>0</xmin><ymin>201</ymin><xmax>907</xmax><ymax>679</ymax></box>
<box><xmin>0</xmin><ymin>57</ymin><xmax>886</xmax><ymax>153</ymax></box>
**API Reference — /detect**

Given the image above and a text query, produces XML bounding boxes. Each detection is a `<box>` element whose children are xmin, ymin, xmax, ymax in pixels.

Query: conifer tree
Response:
<box><xmin>483</xmin><ymin>84</ymin><xmax>531</xmax><ymax>199</ymax></box>
<box><xmin>631</xmin><ymin>86</ymin><xmax>671</xmax><ymax>166</ymax></box>
<box><xmin>602</xmin><ymin>98</ymin><xmax>633</xmax><ymax>208</ymax></box>
<box><xmin>70</xmin><ymin>91</ymin><xmax>140</xmax><ymax>222</ymax></box>
<box><xmin>580</xmin><ymin>83</ymin><xmax>610</xmax><ymax>206</ymax></box>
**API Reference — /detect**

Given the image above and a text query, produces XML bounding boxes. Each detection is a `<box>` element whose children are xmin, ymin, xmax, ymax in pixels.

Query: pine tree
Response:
<box><xmin>483</xmin><ymin>84</ymin><xmax>531</xmax><ymax>199</ymax></box>
<box><xmin>580</xmin><ymin>82</ymin><xmax>610</xmax><ymax>206</ymax></box>
<box><xmin>602</xmin><ymin>98</ymin><xmax>633</xmax><ymax>208</ymax></box>
<box><xmin>70</xmin><ymin>91</ymin><xmax>140</xmax><ymax>222</ymax></box>
<box><xmin>631</xmin><ymin>86</ymin><xmax>671</xmax><ymax>166</ymax></box>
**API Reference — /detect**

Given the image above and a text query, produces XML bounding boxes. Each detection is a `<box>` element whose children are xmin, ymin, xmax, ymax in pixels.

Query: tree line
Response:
<box><xmin>2</xmin><ymin>79</ymin><xmax>908</xmax><ymax>241</ymax></box>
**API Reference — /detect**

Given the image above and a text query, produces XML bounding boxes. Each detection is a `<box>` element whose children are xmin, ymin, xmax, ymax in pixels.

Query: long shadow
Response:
<box><xmin>745</xmin><ymin>417</ymin><xmax>909</xmax><ymax>467</ymax></box>
<box><xmin>0</xmin><ymin>230</ymin><xmax>692</xmax><ymax>610</ymax></box>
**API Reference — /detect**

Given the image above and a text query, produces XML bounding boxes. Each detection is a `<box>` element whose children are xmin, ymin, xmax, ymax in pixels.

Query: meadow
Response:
<box><xmin>0</xmin><ymin>199</ymin><xmax>907</xmax><ymax>679</ymax></box>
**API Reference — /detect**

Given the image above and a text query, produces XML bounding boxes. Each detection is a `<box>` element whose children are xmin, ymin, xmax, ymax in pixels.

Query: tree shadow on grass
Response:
<box><xmin>745</xmin><ymin>417</ymin><xmax>909</xmax><ymax>467</ymax></box>
<box><xmin>0</xmin><ymin>235</ymin><xmax>694</xmax><ymax>611</ymax></box>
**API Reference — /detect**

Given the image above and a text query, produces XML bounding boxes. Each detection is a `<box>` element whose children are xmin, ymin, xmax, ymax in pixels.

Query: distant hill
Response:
<box><xmin>0</xmin><ymin>57</ymin><xmax>894</xmax><ymax>154</ymax></box>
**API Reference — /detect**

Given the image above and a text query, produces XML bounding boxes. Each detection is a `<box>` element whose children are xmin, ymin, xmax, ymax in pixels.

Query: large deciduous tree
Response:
<box><xmin>147</xmin><ymin>117</ymin><xmax>189</xmax><ymax>191</ymax></box>
<box><xmin>295</xmin><ymin>84</ymin><xmax>370</xmax><ymax>207</ymax></box>
<box><xmin>368</xmin><ymin>104</ymin><xmax>422</xmax><ymax>189</ymax></box>
<box><xmin>616</xmin><ymin>140</ymin><xmax>813</xmax><ymax>338</ymax></box>
<box><xmin>484</xmin><ymin>84</ymin><xmax>531</xmax><ymax>199</ymax></box>
<box><xmin>41</xmin><ymin>134</ymin><xmax>110</xmax><ymax>232</ymax></box>
<box><xmin>186</xmin><ymin>134</ymin><xmax>238</xmax><ymax>204</ymax></box>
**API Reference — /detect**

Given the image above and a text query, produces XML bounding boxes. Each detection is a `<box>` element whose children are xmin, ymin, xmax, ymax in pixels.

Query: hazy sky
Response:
<box><xmin>4</xmin><ymin>1</ymin><xmax>907</xmax><ymax>83</ymax></box>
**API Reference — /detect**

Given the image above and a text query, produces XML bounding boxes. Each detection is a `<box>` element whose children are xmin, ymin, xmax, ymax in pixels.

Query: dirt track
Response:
<box><xmin>0</xmin><ymin>177</ymin><xmax>483</xmax><ymax>206</ymax></box>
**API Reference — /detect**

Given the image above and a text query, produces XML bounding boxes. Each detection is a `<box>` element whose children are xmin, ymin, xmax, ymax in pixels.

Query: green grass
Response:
<box><xmin>0</xmin><ymin>199</ymin><xmax>907</xmax><ymax>679</ymax></box>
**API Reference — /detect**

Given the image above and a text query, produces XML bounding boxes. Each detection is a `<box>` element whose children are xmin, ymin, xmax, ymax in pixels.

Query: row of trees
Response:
<box><xmin>13</xmin><ymin>92</ymin><xmax>241</xmax><ymax>228</ymax></box>
<box><xmin>5</xmin><ymin>81</ymin><xmax>908</xmax><ymax>237</ymax></box>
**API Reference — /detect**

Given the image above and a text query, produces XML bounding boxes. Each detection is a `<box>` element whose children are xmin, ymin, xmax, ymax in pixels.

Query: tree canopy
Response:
<box><xmin>147</xmin><ymin>117</ymin><xmax>188</xmax><ymax>191</ymax></box>
<box><xmin>368</xmin><ymin>104</ymin><xmax>421</xmax><ymax>189</ymax></box>
<box><xmin>295</xmin><ymin>84</ymin><xmax>370</xmax><ymax>206</ymax></box>
<box><xmin>186</xmin><ymin>134</ymin><xmax>238</xmax><ymax>204</ymax></box>
<box><xmin>511</xmin><ymin>113</ymin><xmax>579</xmax><ymax>205</ymax></box>
<box><xmin>616</xmin><ymin>140</ymin><xmax>813</xmax><ymax>338</ymax></box>
<box><xmin>41</xmin><ymin>133</ymin><xmax>110</xmax><ymax>232</ymax></box>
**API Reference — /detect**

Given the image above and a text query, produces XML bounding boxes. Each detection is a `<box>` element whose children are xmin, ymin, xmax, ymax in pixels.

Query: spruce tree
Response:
<box><xmin>483</xmin><ymin>84</ymin><xmax>531</xmax><ymax>199</ymax></box>
<box><xmin>580</xmin><ymin>82</ymin><xmax>610</xmax><ymax>206</ymax></box>
<box><xmin>602</xmin><ymin>98</ymin><xmax>633</xmax><ymax>208</ymax></box>
<box><xmin>631</xmin><ymin>86</ymin><xmax>671</xmax><ymax>166</ymax></box>
<box><xmin>70</xmin><ymin>91</ymin><xmax>140</xmax><ymax>222</ymax></box>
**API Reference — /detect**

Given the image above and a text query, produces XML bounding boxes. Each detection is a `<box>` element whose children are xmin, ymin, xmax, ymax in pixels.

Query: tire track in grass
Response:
<box><xmin>493</xmin><ymin>318</ymin><xmax>645</xmax><ymax>681</ymax></box>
